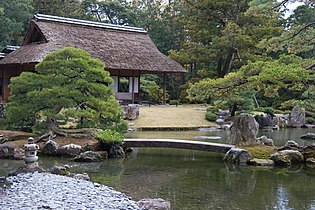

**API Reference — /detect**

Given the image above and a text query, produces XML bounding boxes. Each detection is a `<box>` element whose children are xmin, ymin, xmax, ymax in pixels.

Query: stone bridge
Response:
<box><xmin>124</xmin><ymin>139</ymin><xmax>234</xmax><ymax>153</ymax></box>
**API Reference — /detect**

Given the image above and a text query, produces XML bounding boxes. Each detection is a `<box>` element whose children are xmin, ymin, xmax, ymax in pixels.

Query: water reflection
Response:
<box><xmin>1</xmin><ymin>146</ymin><xmax>315</xmax><ymax>209</ymax></box>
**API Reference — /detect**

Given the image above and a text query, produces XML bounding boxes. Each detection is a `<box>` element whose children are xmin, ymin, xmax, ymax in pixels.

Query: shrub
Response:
<box><xmin>263</xmin><ymin>107</ymin><xmax>274</xmax><ymax>115</ymax></box>
<box><xmin>306</xmin><ymin>117</ymin><xmax>315</xmax><ymax>124</ymax></box>
<box><xmin>169</xmin><ymin>100</ymin><xmax>180</xmax><ymax>106</ymax></box>
<box><xmin>205</xmin><ymin>111</ymin><xmax>217</xmax><ymax>121</ymax></box>
<box><xmin>206</xmin><ymin>106</ymin><xmax>219</xmax><ymax>114</ymax></box>
<box><xmin>92</xmin><ymin>129</ymin><xmax>124</xmax><ymax>145</ymax></box>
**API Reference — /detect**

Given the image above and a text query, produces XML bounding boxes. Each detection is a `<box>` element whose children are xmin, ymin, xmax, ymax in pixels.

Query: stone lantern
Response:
<box><xmin>23</xmin><ymin>137</ymin><xmax>40</xmax><ymax>164</ymax></box>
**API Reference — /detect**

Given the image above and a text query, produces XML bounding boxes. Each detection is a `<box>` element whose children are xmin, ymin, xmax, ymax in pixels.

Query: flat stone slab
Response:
<box><xmin>124</xmin><ymin>139</ymin><xmax>235</xmax><ymax>153</ymax></box>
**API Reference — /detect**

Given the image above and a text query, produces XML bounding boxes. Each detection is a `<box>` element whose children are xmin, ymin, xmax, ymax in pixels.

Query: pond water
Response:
<box><xmin>1</xmin><ymin>128</ymin><xmax>315</xmax><ymax>209</ymax></box>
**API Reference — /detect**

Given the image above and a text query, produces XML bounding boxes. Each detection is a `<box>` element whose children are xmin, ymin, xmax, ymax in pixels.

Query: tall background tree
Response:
<box><xmin>0</xmin><ymin>0</ymin><xmax>33</xmax><ymax>49</ymax></box>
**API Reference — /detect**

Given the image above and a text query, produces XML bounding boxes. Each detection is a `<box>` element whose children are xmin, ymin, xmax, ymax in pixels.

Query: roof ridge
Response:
<box><xmin>34</xmin><ymin>14</ymin><xmax>147</xmax><ymax>33</ymax></box>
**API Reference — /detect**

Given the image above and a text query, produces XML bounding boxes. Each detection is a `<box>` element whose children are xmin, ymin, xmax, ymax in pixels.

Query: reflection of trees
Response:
<box><xmin>224</xmin><ymin>164</ymin><xmax>257</xmax><ymax>194</ymax></box>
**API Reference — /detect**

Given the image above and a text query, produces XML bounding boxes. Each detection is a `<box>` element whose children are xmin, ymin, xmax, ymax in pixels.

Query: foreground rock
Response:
<box><xmin>270</xmin><ymin>150</ymin><xmax>304</xmax><ymax>166</ymax></box>
<box><xmin>9</xmin><ymin>162</ymin><xmax>46</xmax><ymax>176</ymax></box>
<box><xmin>137</xmin><ymin>198</ymin><xmax>171</xmax><ymax>210</ymax></box>
<box><xmin>228</xmin><ymin>115</ymin><xmax>258</xmax><ymax>146</ymax></box>
<box><xmin>1</xmin><ymin>172</ymin><xmax>140</xmax><ymax>210</ymax></box>
<box><xmin>224</xmin><ymin>148</ymin><xmax>252</xmax><ymax>165</ymax></box>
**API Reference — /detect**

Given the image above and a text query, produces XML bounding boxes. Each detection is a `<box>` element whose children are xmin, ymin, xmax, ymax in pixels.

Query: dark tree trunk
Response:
<box><xmin>47</xmin><ymin>117</ymin><xmax>67</xmax><ymax>137</ymax></box>
<box><xmin>230</xmin><ymin>103</ymin><xmax>237</xmax><ymax>117</ymax></box>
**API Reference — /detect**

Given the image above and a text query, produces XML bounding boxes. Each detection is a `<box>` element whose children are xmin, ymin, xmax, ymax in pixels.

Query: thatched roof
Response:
<box><xmin>0</xmin><ymin>14</ymin><xmax>186</xmax><ymax>73</ymax></box>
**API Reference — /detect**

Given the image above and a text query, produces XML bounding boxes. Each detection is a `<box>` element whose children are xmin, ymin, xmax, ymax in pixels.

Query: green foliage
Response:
<box><xmin>1</xmin><ymin>47</ymin><xmax>126</xmax><ymax>132</ymax></box>
<box><xmin>306</xmin><ymin>117</ymin><xmax>315</xmax><ymax>124</ymax></box>
<box><xmin>169</xmin><ymin>100</ymin><xmax>179</xmax><ymax>106</ymax></box>
<box><xmin>262</xmin><ymin>107</ymin><xmax>274</xmax><ymax>115</ymax></box>
<box><xmin>92</xmin><ymin>129</ymin><xmax>124</xmax><ymax>145</ymax></box>
<box><xmin>82</xmin><ymin>0</ymin><xmax>137</xmax><ymax>25</ymax></box>
<box><xmin>188</xmin><ymin>55</ymin><xmax>315</xmax><ymax>113</ymax></box>
<box><xmin>0</xmin><ymin>0</ymin><xmax>33</xmax><ymax>49</ymax></box>
<box><xmin>205</xmin><ymin>111</ymin><xmax>217</xmax><ymax>122</ymax></box>
<box><xmin>33</xmin><ymin>0</ymin><xmax>84</xmax><ymax>18</ymax></box>
<box><xmin>206</xmin><ymin>106</ymin><xmax>219</xmax><ymax>114</ymax></box>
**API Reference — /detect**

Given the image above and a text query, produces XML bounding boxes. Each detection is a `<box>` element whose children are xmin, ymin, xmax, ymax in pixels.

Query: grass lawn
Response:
<box><xmin>131</xmin><ymin>106</ymin><xmax>216</xmax><ymax>130</ymax></box>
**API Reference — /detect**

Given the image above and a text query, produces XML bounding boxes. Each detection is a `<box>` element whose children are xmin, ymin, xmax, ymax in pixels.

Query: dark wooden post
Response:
<box><xmin>163</xmin><ymin>73</ymin><xmax>166</xmax><ymax>104</ymax></box>
<box><xmin>131</xmin><ymin>74</ymin><xmax>135</xmax><ymax>104</ymax></box>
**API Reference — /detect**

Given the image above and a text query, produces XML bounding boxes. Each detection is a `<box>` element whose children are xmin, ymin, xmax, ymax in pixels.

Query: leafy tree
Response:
<box><xmin>169</xmin><ymin>0</ymin><xmax>283</xmax><ymax>78</ymax></box>
<box><xmin>188</xmin><ymin>55</ymin><xmax>315</xmax><ymax>114</ymax></box>
<box><xmin>1</xmin><ymin>47</ymin><xmax>127</xmax><ymax>134</ymax></box>
<box><xmin>81</xmin><ymin>0</ymin><xmax>137</xmax><ymax>25</ymax></box>
<box><xmin>32</xmin><ymin>0</ymin><xmax>84</xmax><ymax>18</ymax></box>
<box><xmin>0</xmin><ymin>0</ymin><xmax>33</xmax><ymax>49</ymax></box>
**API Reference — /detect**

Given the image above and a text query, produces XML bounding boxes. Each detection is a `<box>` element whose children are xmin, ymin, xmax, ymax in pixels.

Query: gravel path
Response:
<box><xmin>0</xmin><ymin>172</ymin><xmax>140</xmax><ymax>210</ymax></box>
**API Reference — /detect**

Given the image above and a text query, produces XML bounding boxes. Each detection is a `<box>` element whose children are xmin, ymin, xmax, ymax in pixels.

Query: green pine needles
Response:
<box><xmin>1</xmin><ymin>47</ymin><xmax>127</xmax><ymax>133</ymax></box>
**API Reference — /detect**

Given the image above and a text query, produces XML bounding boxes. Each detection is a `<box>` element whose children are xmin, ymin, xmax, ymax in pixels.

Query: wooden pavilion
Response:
<box><xmin>0</xmin><ymin>14</ymin><xmax>186</xmax><ymax>103</ymax></box>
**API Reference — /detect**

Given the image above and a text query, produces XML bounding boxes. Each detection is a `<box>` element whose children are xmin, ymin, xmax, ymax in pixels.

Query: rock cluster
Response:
<box><xmin>1</xmin><ymin>172</ymin><xmax>140</xmax><ymax>210</ymax></box>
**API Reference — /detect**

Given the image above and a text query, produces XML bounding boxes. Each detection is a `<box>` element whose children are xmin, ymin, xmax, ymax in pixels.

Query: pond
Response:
<box><xmin>1</xmin><ymin>128</ymin><xmax>315</xmax><ymax>209</ymax></box>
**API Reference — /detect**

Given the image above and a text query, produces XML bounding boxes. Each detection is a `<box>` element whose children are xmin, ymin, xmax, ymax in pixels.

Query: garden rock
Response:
<box><xmin>228</xmin><ymin>115</ymin><xmax>259</xmax><ymax>146</ymax></box>
<box><xmin>278</xmin><ymin>140</ymin><xmax>302</xmax><ymax>151</ymax></box>
<box><xmin>248</xmin><ymin>158</ymin><xmax>274</xmax><ymax>166</ymax></box>
<box><xmin>122</xmin><ymin>104</ymin><xmax>139</xmax><ymax>120</ymax></box>
<box><xmin>9</xmin><ymin>162</ymin><xmax>46</xmax><ymax>176</ymax></box>
<box><xmin>137</xmin><ymin>198</ymin><xmax>171</xmax><ymax>210</ymax></box>
<box><xmin>108</xmin><ymin>144</ymin><xmax>125</xmax><ymax>158</ymax></box>
<box><xmin>270</xmin><ymin>150</ymin><xmax>304</xmax><ymax>166</ymax></box>
<box><xmin>306</xmin><ymin>157</ymin><xmax>315</xmax><ymax>165</ymax></box>
<box><xmin>58</xmin><ymin>144</ymin><xmax>82</xmax><ymax>157</ymax></box>
<box><xmin>215</xmin><ymin>118</ymin><xmax>225</xmax><ymax>125</ymax></box>
<box><xmin>41</xmin><ymin>140</ymin><xmax>59</xmax><ymax>156</ymax></box>
<box><xmin>74</xmin><ymin>151</ymin><xmax>108</xmax><ymax>162</ymax></box>
<box><xmin>0</xmin><ymin>143</ymin><xmax>14</xmax><ymax>159</ymax></box>
<box><xmin>257</xmin><ymin>136</ymin><xmax>274</xmax><ymax>147</ymax></box>
<box><xmin>50</xmin><ymin>166</ymin><xmax>70</xmax><ymax>176</ymax></box>
<box><xmin>67</xmin><ymin>173</ymin><xmax>90</xmax><ymax>181</ymax></box>
<box><xmin>224</xmin><ymin>148</ymin><xmax>252</xmax><ymax>165</ymax></box>
<box><xmin>288</xmin><ymin>107</ymin><xmax>305</xmax><ymax>127</ymax></box>
<box><xmin>254</xmin><ymin>114</ymin><xmax>273</xmax><ymax>128</ymax></box>
<box><xmin>300</xmin><ymin>133</ymin><xmax>315</xmax><ymax>140</ymax></box>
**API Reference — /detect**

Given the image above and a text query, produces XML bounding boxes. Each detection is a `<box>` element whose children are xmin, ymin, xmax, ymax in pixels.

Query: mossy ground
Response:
<box><xmin>238</xmin><ymin>145</ymin><xmax>277</xmax><ymax>159</ymax></box>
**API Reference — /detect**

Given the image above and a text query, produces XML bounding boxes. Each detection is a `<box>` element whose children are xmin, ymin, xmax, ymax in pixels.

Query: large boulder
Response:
<box><xmin>74</xmin><ymin>151</ymin><xmax>108</xmax><ymax>162</ymax></box>
<box><xmin>122</xmin><ymin>104</ymin><xmax>140</xmax><ymax>120</ymax></box>
<box><xmin>57</xmin><ymin>144</ymin><xmax>82</xmax><ymax>157</ymax></box>
<box><xmin>137</xmin><ymin>198</ymin><xmax>171</xmax><ymax>210</ymax></box>
<box><xmin>270</xmin><ymin>150</ymin><xmax>304</xmax><ymax>166</ymax></box>
<box><xmin>224</xmin><ymin>148</ymin><xmax>252</xmax><ymax>165</ymax></box>
<box><xmin>288</xmin><ymin>107</ymin><xmax>305</xmax><ymax>127</ymax></box>
<box><xmin>41</xmin><ymin>140</ymin><xmax>59</xmax><ymax>156</ymax></box>
<box><xmin>228</xmin><ymin>115</ymin><xmax>259</xmax><ymax>146</ymax></box>
<box><xmin>0</xmin><ymin>143</ymin><xmax>15</xmax><ymax>159</ymax></box>
<box><xmin>254</xmin><ymin>114</ymin><xmax>273</xmax><ymax>128</ymax></box>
